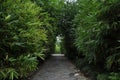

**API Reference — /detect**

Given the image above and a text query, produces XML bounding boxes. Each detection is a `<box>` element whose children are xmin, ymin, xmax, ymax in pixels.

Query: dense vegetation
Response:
<box><xmin>0</xmin><ymin>0</ymin><xmax>120</xmax><ymax>80</ymax></box>
<box><xmin>63</xmin><ymin>0</ymin><xmax>120</xmax><ymax>80</ymax></box>
<box><xmin>0</xmin><ymin>0</ymin><xmax>61</xmax><ymax>79</ymax></box>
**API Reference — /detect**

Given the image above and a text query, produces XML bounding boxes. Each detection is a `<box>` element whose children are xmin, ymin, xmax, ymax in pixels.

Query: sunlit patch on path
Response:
<box><xmin>51</xmin><ymin>54</ymin><xmax>64</xmax><ymax>56</ymax></box>
<box><xmin>31</xmin><ymin>54</ymin><xmax>89</xmax><ymax>80</ymax></box>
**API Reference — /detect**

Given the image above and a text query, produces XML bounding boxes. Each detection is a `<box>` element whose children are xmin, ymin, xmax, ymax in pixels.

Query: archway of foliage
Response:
<box><xmin>51</xmin><ymin>0</ymin><xmax>120</xmax><ymax>79</ymax></box>
<box><xmin>0</xmin><ymin>0</ymin><xmax>120</xmax><ymax>80</ymax></box>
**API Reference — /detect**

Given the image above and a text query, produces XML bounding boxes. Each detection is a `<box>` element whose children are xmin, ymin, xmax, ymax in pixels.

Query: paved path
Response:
<box><xmin>31</xmin><ymin>54</ymin><xmax>89</xmax><ymax>80</ymax></box>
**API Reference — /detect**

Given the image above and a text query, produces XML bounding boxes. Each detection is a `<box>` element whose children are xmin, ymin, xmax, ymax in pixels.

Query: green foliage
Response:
<box><xmin>33</xmin><ymin>0</ymin><xmax>66</xmax><ymax>55</ymax></box>
<box><xmin>109</xmin><ymin>72</ymin><xmax>120</xmax><ymax>80</ymax></box>
<box><xmin>59</xmin><ymin>1</ymin><xmax>78</xmax><ymax>59</ymax></box>
<box><xmin>55</xmin><ymin>36</ymin><xmax>62</xmax><ymax>54</ymax></box>
<box><xmin>74</xmin><ymin>0</ymin><xmax>101</xmax><ymax>64</ymax></box>
<box><xmin>0</xmin><ymin>54</ymin><xmax>38</xmax><ymax>80</ymax></box>
<box><xmin>64</xmin><ymin>0</ymin><xmax>120</xmax><ymax>79</ymax></box>
<box><xmin>17</xmin><ymin>55</ymin><xmax>38</xmax><ymax>77</ymax></box>
<box><xmin>1</xmin><ymin>0</ymin><xmax>120</xmax><ymax>80</ymax></box>
<box><xmin>55</xmin><ymin>44</ymin><xmax>61</xmax><ymax>54</ymax></box>
<box><xmin>0</xmin><ymin>0</ymin><xmax>58</xmax><ymax>80</ymax></box>
<box><xmin>97</xmin><ymin>74</ymin><xmax>109</xmax><ymax>80</ymax></box>
<box><xmin>73</xmin><ymin>0</ymin><xmax>120</xmax><ymax>71</ymax></box>
<box><xmin>0</xmin><ymin>68</ymin><xmax>19</xmax><ymax>80</ymax></box>
<box><xmin>0</xmin><ymin>0</ymin><xmax>48</xmax><ymax>57</ymax></box>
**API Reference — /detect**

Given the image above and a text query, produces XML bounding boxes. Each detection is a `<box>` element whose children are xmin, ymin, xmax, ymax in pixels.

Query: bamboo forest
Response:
<box><xmin>0</xmin><ymin>0</ymin><xmax>120</xmax><ymax>80</ymax></box>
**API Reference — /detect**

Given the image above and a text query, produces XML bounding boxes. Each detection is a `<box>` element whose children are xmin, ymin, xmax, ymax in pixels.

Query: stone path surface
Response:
<box><xmin>31</xmin><ymin>54</ymin><xmax>89</xmax><ymax>80</ymax></box>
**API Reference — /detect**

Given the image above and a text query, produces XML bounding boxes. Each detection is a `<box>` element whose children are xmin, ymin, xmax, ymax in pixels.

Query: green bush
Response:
<box><xmin>0</xmin><ymin>54</ymin><xmax>38</xmax><ymax>80</ymax></box>
<box><xmin>0</xmin><ymin>0</ymin><xmax>48</xmax><ymax>57</ymax></box>
<box><xmin>67</xmin><ymin>0</ymin><xmax>120</xmax><ymax>79</ymax></box>
<box><xmin>73</xmin><ymin>0</ymin><xmax>120</xmax><ymax>70</ymax></box>
<box><xmin>97</xmin><ymin>73</ymin><xmax>109</xmax><ymax>80</ymax></box>
<box><xmin>0</xmin><ymin>0</ymin><xmax>56</xmax><ymax>79</ymax></box>
<box><xmin>109</xmin><ymin>72</ymin><xmax>120</xmax><ymax>80</ymax></box>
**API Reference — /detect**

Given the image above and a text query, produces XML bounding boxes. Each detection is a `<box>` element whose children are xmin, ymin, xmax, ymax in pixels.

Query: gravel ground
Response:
<box><xmin>31</xmin><ymin>54</ymin><xmax>89</xmax><ymax>80</ymax></box>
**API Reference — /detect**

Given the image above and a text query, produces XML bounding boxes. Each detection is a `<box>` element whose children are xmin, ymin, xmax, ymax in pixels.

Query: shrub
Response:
<box><xmin>0</xmin><ymin>0</ymin><xmax>55</xmax><ymax>79</ymax></box>
<box><xmin>109</xmin><ymin>72</ymin><xmax>120</xmax><ymax>80</ymax></box>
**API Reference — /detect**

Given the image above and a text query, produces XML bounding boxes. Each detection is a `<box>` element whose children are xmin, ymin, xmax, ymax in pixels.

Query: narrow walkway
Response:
<box><xmin>31</xmin><ymin>54</ymin><xmax>89</xmax><ymax>80</ymax></box>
